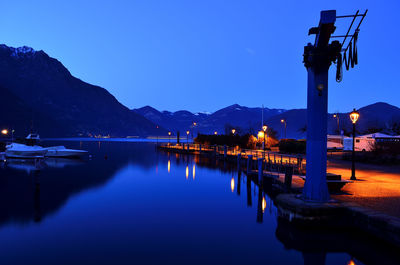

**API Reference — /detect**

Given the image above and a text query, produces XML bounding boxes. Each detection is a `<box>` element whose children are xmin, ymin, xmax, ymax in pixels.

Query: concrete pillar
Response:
<box><xmin>303</xmin><ymin>67</ymin><xmax>330</xmax><ymax>201</ymax></box>
<box><xmin>302</xmin><ymin>10</ymin><xmax>338</xmax><ymax>202</ymax></box>
<box><xmin>247</xmin><ymin>155</ymin><xmax>253</xmax><ymax>174</ymax></box>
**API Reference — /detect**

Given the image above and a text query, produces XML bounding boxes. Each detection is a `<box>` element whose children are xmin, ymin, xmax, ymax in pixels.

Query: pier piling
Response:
<box><xmin>247</xmin><ymin>155</ymin><xmax>253</xmax><ymax>175</ymax></box>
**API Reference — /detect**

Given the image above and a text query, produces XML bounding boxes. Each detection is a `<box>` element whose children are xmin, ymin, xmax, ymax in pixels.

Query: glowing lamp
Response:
<box><xmin>281</xmin><ymin>119</ymin><xmax>285</xmax><ymax>123</ymax></box>
<box><xmin>258</xmin><ymin>131</ymin><xmax>264</xmax><ymax>139</ymax></box>
<box><xmin>231</xmin><ymin>129</ymin><xmax>236</xmax><ymax>135</ymax></box>
<box><xmin>1</xmin><ymin>129</ymin><xmax>8</xmax><ymax>135</ymax></box>
<box><xmin>168</xmin><ymin>132</ymin><xmax>171</xmax><ymax>136</ymax></box>
<box><xmin>214</xmin><ymin>131</ymin><xmax>218</xmax><ymax>135</ymax></box>
<box><xmin>262</xmin><ymin>125</ymin><xmax>267</xmax><ymax>132</ymax></box>
<box><xmin>186</xmin><ymin>130</ymin><xmax>190</xmax><ymax>135</ymax></box>
<box><xmin>349</xmin><ymin>109</ymin><xmax>360</xmax><ymax>124</ymax></box>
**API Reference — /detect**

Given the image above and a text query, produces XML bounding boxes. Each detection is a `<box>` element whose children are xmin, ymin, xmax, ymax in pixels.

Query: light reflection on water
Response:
<box><xmin>0</xmin><ymin>140</ymin><xmax>396</xmax><ymax>265</ymax></box>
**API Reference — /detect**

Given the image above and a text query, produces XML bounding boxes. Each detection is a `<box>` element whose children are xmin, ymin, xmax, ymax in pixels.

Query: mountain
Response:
<box><xmin>133</xmin><ymin>104</ymin><xmax>286</xmax><ymax>135</ymax></box>
<box><xmin>134</xmin><ymin>102</ymin><xmax>400</xmax><ymax>139</ymax></box>
<box><xmin>134</xmin><ymin>106</ymin><xmax>208</xmax><ymax>134</ymax></box>
<box><xmin>0</xmin><ymin>44</ymin><xmax>160</xmax><ymax>137</ymax></box>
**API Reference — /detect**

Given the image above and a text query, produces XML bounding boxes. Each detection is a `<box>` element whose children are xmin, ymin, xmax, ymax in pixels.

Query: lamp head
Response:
<box><xmin>262</xmin><ymin>125</ymin><xmax>267</xmax><ymax>132</ymax></box>
<box><xmin>349</xmin><ymin>109</ymin><xmax>360</xmax><ymax>124</ymax></box>
<box><xmin>1</xmin><ymin>129</ymin><xmax>8</xmax><ymax>135</ymax></box>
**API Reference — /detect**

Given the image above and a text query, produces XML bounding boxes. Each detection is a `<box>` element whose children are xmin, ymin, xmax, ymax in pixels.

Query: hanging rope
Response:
<box><xmin>336</xmin><ymin>52</ymin><xmax>343</xmax><ymax>82</ymax></box>
<box><xmin>343</xmin><ymin>30</ymin><xmax>358</xmax><ymax>71</ymax></box>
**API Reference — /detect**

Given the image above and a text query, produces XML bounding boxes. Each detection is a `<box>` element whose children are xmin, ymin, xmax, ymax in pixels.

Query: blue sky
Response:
<box><xmin>1</xmin><ymin>0</ymin><xmax>399</xmax><ymax>113</ymax></box>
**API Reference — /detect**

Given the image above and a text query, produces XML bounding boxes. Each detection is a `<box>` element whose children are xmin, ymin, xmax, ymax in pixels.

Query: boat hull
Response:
<box><xmin>5</xmin><ymin>149</ymin><xmax>47</xmax><ymax>159</ymax></box>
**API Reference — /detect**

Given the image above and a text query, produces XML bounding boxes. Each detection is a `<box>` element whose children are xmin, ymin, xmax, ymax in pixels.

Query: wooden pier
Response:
<box><xmin>158</xmin><ymin>143</ymin><xmax>348</xmax><ymax>192</ymax></box>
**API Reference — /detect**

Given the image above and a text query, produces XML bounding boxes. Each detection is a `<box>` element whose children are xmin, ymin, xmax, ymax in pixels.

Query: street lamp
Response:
<box><xmin>1</xmin><ymin>129</ymin><xmax>8</xmax><ymax>135</ymax></box>
<box><xmin>231</xmin><ymin>129</ymin><xmax>236</xmax><ymax>135</ymax></box>
<box><xmin>156</xmin><ymin>125</ymin><xmax>159</xmax><ymax>145</ymax></box>
<box><xmin>214</xmin><ymin>131</ymin><xmax>218</xmax><ymax>135</ymax></box>
<box><xmin>168</xmin><ymin>131</ymin><xmax>171</xmax><ymax>145</ymax></box>
<box><xmin>262</xmin><ymin>125</ymin><xmax>267</xmax><ymax>150</ymax></box>
<box><xmin>186</xmin><ymin>130</ymin><xmax>190</xmax><ymax>144</ymax></box>
<box><xmin>349</xmin><ymin>109</ymin><xmax>360</xmax><ymax>180</ymax></box>
<box><xmin>280</xmin><ymin>119</ymin><xmax>287</xmax><ymax>139</ymax></box>
<box><xmin>333</xmin><ymin>114</ymin><xmax>340</xmax><ymax>134</ymax></box>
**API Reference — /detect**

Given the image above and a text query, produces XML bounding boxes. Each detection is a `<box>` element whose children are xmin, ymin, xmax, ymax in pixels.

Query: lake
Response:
<box><xmin>0</xmin><ymin>140</ymin><xmax>395</xmax><ymax>265</ymax></box>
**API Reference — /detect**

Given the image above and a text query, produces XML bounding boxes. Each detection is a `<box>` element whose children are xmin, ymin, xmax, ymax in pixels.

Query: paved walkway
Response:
<box><xmin>327</xmin><ymin>159</ymin><xmax>400</xmax><ymax>218</ymax></box>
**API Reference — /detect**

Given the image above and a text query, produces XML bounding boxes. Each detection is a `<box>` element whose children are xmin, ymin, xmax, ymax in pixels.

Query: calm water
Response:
<box><xmin>0</xmin><ymin>140</ymin><xmax>396</xmax><ymax>265</ymax></box>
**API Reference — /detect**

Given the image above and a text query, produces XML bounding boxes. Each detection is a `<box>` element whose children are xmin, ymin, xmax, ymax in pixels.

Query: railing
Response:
<box><xmin>160</xmin><ymin>143</ymin><xmax>306</xmax><ymax>174</ymax></box>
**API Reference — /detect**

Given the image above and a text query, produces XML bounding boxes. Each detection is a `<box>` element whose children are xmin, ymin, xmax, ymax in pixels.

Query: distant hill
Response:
<box><xmin>135</xmin><ymin>102</ymin><xmax>400</xmax><ymax>139</ymax></box>
<box><xmin>0</xmin><ymin>44</ymin><xmax>160</xmax><ymax>137</ymax></box>
<box><xmin>133</xmin><ymin>104</ymin><xmax>286</xmax><ymax>135</ymax></box>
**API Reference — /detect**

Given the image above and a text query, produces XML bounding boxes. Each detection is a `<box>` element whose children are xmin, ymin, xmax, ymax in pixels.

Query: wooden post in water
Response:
<box><xmin>224</xmin><ymin>145</ymin><xmax>227</xmax><ymax>159</ymax></box>
<box><xmin>237</xmin><ymin>153</ymin><xmax>241</xmax><ymax>171</ymax></box>
<box><xmin>284</xmin><ymin>166</ymin><xmax>293</xmax><ymax>189</ymax></box>
<box><xmin>258</xmin><ymin>158</ymin><xmax>263</xmax><ymax>184</ymax></box>
<box><xmin>247</xmin><ymin>155</ymin><xmax>253</xmax><ymax>175</ymax></box>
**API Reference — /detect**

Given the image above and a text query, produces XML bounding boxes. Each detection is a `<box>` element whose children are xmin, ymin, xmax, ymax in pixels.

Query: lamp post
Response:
<box><xmin>231</xmin><ymin>129</ymin><xmax>236</xmax><ymax>135</ymax></box>
<box><xmin>168</xmin><ymin>131</ymin><xmax>171</xmax><ymax>145</ymax></box>
<box><xmin>186</xmin><ymin>130</ymin><xmax>190</xmax><ymax>144</ymax></box>
<box><xmin>333</xmin><ymin>114</ymin><xmax>340</xmax><ymax>134</ymax></box>
<box><xmin>262</xmin><ymin>125</ymin><xmax>267</xmax><ymax>150</ymax></box>
<box><xmin>280</xmin><ymin>119</ymin><xmax>287</xmax><ymax>139</ymax></box>
<box><xmin>156</xmin><ymin>125</ymin><xmax>159</xmax><ymax>145</ymax></box>
<box><xmin>349</xmin><ymin>109</ymin><xmax>360</xmax><ymax>180</ymax></box>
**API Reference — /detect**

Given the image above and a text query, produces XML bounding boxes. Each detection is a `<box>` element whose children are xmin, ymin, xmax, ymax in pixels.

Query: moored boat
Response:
<box><xmin>5</xmin><ymin>143</ymin><xmax>48</xmax><ymax>158</ymax></box>
<box><xmin>44</xmin><ymin>146</ymin><xmax>88</xmax><ymax>157</ymax></box>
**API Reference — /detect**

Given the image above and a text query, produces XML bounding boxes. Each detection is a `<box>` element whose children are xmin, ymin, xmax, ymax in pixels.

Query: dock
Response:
<box><xmin>159</xmin><ymin>143</ymin><xmax>400</xmax><ymax>248</ymax></box>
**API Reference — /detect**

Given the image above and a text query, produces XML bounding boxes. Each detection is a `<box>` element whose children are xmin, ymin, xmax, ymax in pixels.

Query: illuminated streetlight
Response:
<box><xmin>349</xmin><ymin>109</ymin><xmax>360</xmax><ymax>180</ymax></box>
<box><xmin>1</xmin><ymin>129</ymin><xmax>8</xmax><ymax>135</ymax></box>
<box><xmin>214</xmin><ymin>131</ymin><xmax>218</xmax><ymax>135</ymax></box>
<box><xmin>333</xmin><ymin>114</ymin><xmax>340</xmax><ymax>134</ymax></box>
<box><xmin>262</xmin><ymin>125</ymin><xmax>267</xmax><ymax>150</ymax></box>
<box><xmin>231</xmin><ymin>129</ymin><xmax>236</xmax><ymax>135</ymax></box>
<box><xmin>168</xmin><ymin>131</ymin><xmax>171</xmax><ymax>144</ymax></box>
<box><xmin>186</xmin><ymin>130</ymin><xmax>190</xmax><ymax>144</ymax></box>
<box><xmin>281</xmin><ymin>119</ymin><xmax>287</xmax><ymax>139</ymax></box>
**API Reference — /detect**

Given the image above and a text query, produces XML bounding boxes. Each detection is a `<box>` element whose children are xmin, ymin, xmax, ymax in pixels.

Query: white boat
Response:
<box><xmin>5</xmin><ymin>143</ymin><xmax>48</xmax><ymax>158</ymax></box>
<box><xmin>44</xmin><ymin>146</ymin><xmax>88</xmax><ymax>157</ymax></box>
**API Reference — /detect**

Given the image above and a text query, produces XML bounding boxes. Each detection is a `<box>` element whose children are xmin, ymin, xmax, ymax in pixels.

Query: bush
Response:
<box><xmin>195</xmin><ymin>133</ymin><xmax>255</xmax><ymax>149</ymax></box>
<box><xmin>278</xmin><ymin>139</ymin><xmax>306</xmax><ymax>154</ymax></box>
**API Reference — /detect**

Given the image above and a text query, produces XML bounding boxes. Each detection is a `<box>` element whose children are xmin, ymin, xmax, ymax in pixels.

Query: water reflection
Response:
<box><xmin>0</xmin><ymin>141</ymin><xmax>397</xmax><ymax>265</ymax></box>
